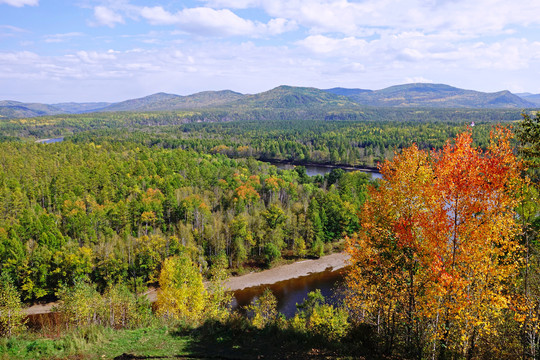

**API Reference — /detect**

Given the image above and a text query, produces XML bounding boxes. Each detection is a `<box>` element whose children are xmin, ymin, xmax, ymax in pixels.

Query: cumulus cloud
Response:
<box><xmin>0</xmin><ymin>0</ymin><xmax>38</xmax><ymax>7</ymax></box>
<box><xmin>204</xmin><ymin>0</ymin><xmax>540</xmax><ymax>37</ymax></box>
<box><xmin>87</xmin><ymin>0</ymin><xmax>540</xmax><ymax>42</ymax></box>
<box><xmin>92</xmin><ymin>6</ymin><xmax>124</xmax><ymax>28</ymax></box>
<box><xmin>139</xmin><ymin>6</ymin><xmax>179</xmax><ymax>25</ymax></box>
<box><xmin>297</xmin><ymin>35</ymin><xmax>368</xmax><ymax>55</ymax></box>
<box><xmin>138</xmin><ymin>6</ymin><xmax>295</xmax><ymax>36</ymax></box>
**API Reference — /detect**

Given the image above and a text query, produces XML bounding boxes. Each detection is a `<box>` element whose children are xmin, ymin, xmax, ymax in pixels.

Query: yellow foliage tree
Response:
<box><xmin>156</xmin><ymin>254</ymin><xmax>206</xmax><ymax>325</ymax></box>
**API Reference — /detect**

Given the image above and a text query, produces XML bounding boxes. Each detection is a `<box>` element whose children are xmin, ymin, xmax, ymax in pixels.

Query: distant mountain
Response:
<box><xmin>324</xmin><ymin>83</ymin><xmax>536</xmax><ymax>108</ymax></box>
<box><xmin>233</xmin><ymin>86</ymin><xmax>358</xmax><ymax>109</ymax></box>
<box><xmin>52</xmin><ymin>102</ymin><xmax>111</xmax><ymax>113</ymax></box>
<box><xmin>99</xmin><ymin>90</ymin><xmax>244</xmax><ymax>112</ymax></box>
<box><xmin>0</xmin><ymin>100</ymin><xmax>64</xmax><ymax>118</ymax></box>
<box><xmin>324</xmin><ymin>87</ymin><xmax>373</xmax><ymax>97</ymax></box>
<box><xmin>516</xmin><ymin>93</ymin><xmax>540</xmax><ymax>106</ymax></box>
<box><xmin>97</xmin><ymin>92</ymin><xmax>181</xmax><ymax>112</ymax></box>
<box><xmin>0</xmin><ymin>83</ymin><xmax>537</xmax><ymax>119</ymax></box>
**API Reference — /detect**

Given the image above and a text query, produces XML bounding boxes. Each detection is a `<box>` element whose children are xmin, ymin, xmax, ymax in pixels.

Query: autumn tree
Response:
<box><xmin>346</xmin><ymin>129</ymin><xmax>523</xmax><ymax>358</ymax></box>
<box><xmin>156</xmin><ymin>253</ymin><xmax>206</xmax><ymax>324</ymax></box>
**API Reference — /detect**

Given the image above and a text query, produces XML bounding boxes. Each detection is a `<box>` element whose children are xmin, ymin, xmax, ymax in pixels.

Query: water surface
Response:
<box><xmin>231</xmin><ymin>266</ymin><xmax>348</xmax><ymax>318</ymax></box>
<box><xmin>273</xmin><ymin>162</ymin><xmax>382</xmax><ymax>180</ymax></box>
<box><xmin>36</xmin><ymin>137</ymin><xmax>64</xmax><ymax>144</ymax></box>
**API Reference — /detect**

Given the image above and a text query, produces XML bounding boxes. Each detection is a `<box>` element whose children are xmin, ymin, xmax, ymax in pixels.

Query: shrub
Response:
<box><xmin>247</xmin><ymin>289</ymin><xmax>277</xmax><ymax>329</ymax></box>
<box><xmin>54</xmin><ymin>280</ymin><xmax>101</xmax><ymax>329</ymax></box>
<box><xmin>308</xmin><ymin>304</ymin><xmax>350</xmax><ymax>341</ymax></box>
<box><xmin>0</xmin><ymin>274</ymin><xmax>26</xmax><ymax>337</ymax></box>
<box><xmin>292</xmin><ymin>290</ymin><xmax>350</xmax><ymax>340</ymax></box>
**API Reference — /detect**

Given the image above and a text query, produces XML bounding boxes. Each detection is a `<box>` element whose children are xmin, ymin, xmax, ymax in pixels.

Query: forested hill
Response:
<box><xmin>99</xmin><ymin>90</ymin><xmax>244</xmax><ymax>112</ymax></box>
<box><xmin>324</xmin><ymin>83</ymin><xmax>535</xmax><ymax>108</ymax></box>
<box><xmin>227</xmin><ymin>86</ymin><xmax>358</xmax><ymax>109</ymax></box>
<box><xmin>1</xmin><ymin>83</ymin><xmax>537</xmax><ymax>118</ymax></box>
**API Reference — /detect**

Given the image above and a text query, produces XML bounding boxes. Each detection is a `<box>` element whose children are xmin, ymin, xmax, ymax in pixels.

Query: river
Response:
<box><xmin>231</xmin><ymin>266</ymin><xmax>347</xmax><ymax>318</ymax></box>
<box><xmin>33</xmin><ymin>136</ymin><xmax>382</xmax><ymax>180</ymax></box>
<box><xmin>271</xmin><ymin>162</ymin><xmax>382</xmax><ymax>180</ymax></box>
<box><xmin>35</xmin><ymin>137</ymin><xmax>64</xmax><ymax>144</ymax></box>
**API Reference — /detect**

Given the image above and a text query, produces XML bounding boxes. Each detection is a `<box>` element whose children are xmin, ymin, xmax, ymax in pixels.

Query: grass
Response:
<box><xmin>92</xmin><ymin>326</ymin><xmax>192</xmax><ymax>359</ymax></box>
<box><xmin>0</xmin><ymin>325</ymin><xmax>192</xmax><ymax>360</ymax></box>
<box><xmin>1</xmin><ymin>317</ymin><xmax>370</xmax><ymax>360</ymax></box>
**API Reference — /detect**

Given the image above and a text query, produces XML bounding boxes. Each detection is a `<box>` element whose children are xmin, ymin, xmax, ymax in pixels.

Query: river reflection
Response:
<box><xmin>231</xmin><ymin>267</ymin><xmax>348</xmax><ymax>318</ymax></box>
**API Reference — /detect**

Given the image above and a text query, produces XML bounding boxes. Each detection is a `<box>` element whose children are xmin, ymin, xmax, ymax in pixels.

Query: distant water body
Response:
<box><xmin>271</xmin><ymin>162</ymin><xmax>382</xmax><ymax>179</ymax></box>
<box><xmin>32</xmin><ymin>137</ymin><xmax>383</xmax><ymax>181</ymax></box>
<box><xmin>35</xmin><ymin>137</ymin><xmax>64</xmax><ymax>144</ymax></box>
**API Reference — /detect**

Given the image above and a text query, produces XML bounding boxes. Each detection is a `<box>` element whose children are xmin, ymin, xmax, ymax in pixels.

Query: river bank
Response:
<box><xmin>224</xmin><ymin>252</ymin><xmax>349</xmax><ymax>291</ymax></box>
<box><xmin>25</xmin><ymin>252</ymin><xmax>350</xmax><ymax>315</ymax></box>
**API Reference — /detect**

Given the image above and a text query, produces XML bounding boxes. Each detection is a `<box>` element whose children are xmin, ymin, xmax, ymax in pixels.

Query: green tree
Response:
<box><xmin>0</xmin><ymin>274</ymin><xmax>26</xmax><ymax>337</ymax></box>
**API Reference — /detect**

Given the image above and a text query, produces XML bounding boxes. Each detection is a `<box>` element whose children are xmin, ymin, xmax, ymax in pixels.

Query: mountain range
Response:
<box><xmin>0</xmin><ymin>83</ymin><xmax>538</xmax><ymax>118</ymax></box>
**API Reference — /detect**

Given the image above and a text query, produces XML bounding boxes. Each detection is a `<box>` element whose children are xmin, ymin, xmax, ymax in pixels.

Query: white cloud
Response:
<box><xmin>405</xmin><ymin>76</ymin><xmax>433</xmax><ymax>84</ymax></box>
<box><xmin>139</xmin><ymin>6</ymin><xmax>178</xmax><ymax>25</ymax></box>
<box><xmin>204</xmin><ymin>0</ymin><xmax>260</xmax><ymax>8</ymax></box>
<box><xmin>0</xmin><ymin>25</ymin><xmax>27</xmax><ymax>32</ymax></box>
<box><xmin>204</xmin><ymin>0</ymin><xmax>540</xmax><ymax>37</ymax></box>
<box><xmin>1</xmin><ymin>38</ymin><xmax>540</xmax><ymax>103</ymax></box>
<box><xmin>297</xmin><ymin>35</ymin><xmax>368</xmax><ymax>55</ymax></box>
<box><xmin>0</xmin><ymin>50</ymin><xmax>39</xmax><ymax>63</ymax></box>
<box><xmin>88</xmin><ymin>0</ymin><xmax>540</xmax><ymax>43</ymax></box>
<box><xmin>44</xmin><ymin>32</ymin><xmax>84</xmax><ymax>43</ymax></box>
<box><xmin>138</xmin><ymin>6</ymin><xmax>295</xmax><ymax>36</ymax></box>
<box><xmin>0</xmin><ymin>25</ymin><xmax>28</xmax><ymax>39</ymax></box>
<box><xmin>76</xmin><ymin>50</ymin><xmax>117</xmax><ymax>63</ymax></box>
<box><xmin>0</xmin><ymin>0</ymin><xmax>38</xmax><ymax>7</ymax></box>
<box><xmin>93</xmin><ymin>6</ymin><xmax>124</xmax><ymax>28</ymax></box>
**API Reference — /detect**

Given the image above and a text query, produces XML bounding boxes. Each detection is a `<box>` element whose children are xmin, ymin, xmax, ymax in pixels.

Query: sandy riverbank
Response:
<box><xmin>25</xmin><ymin>252</ymin><xmax>350</xmax><ymax>315</ymax></box>
<box><xmin>224</xmin><ymin>252</ymin><xmax>350</xmax><ymax>291</ymax></box>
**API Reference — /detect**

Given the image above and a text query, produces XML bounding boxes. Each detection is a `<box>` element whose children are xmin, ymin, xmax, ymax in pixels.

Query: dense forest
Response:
<box><xmin>0</xmin><ymin>106</ymin><xmax>525</xmax><ymax>139</ymax></box>
<box><xmin>68</xmin><ymin>120</ymin><xmax>495</xmax><ymax>167</ymax></box>
<box><xmin>0</xmin><ymin>141</ymin><xmax>372</xmax><ymax>301</ymax></box>
<box><xmin>0</xmin><ymin>110</ymin><xmax>539</xmax><ymax>359</ymax></box>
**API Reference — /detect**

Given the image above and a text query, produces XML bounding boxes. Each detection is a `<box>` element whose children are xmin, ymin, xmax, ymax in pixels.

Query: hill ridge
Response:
<box><xmin>1</xmin><ymin>83</ymin><xmax>536</xmax><ymax>118</ymax></box>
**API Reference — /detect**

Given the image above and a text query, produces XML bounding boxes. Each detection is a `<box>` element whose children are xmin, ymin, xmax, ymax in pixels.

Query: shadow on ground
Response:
<box><xmin>177</xmin><ymin>319</ymin><xmax>371</xmax><ymax>359</ymax></box>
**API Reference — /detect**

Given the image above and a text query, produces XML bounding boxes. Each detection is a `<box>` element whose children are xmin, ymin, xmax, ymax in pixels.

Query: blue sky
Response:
<box><xmin>1</xmin><ymin>0</ymin><xmax>540</xmax><ymax>102</ymax></box>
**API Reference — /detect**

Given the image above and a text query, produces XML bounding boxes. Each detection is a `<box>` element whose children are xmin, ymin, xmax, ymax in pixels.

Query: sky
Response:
<box><xmin>1</xmin><ymin>0</ymin><xmax>540</xmax><ymax>103</ymax></box>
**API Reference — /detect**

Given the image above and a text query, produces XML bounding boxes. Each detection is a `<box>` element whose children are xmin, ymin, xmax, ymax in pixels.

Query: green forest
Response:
<box><xmin>0</xmin><ymin>110</ymin><xmax>539</xmax><ymax>359</ymax></box>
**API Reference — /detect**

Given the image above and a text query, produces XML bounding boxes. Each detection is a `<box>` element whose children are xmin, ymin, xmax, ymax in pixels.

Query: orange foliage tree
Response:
<box><xmin>346</xmin><ymin>128</ymin><xmax>523</xmax><ymax>358</ymax></box>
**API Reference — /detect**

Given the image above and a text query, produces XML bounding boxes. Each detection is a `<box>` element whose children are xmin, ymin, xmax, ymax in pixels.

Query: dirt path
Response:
<box><xmin>25</xmin><ymin>252</ymin><xmax>350</xmax><ymax>315</ymax></box>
